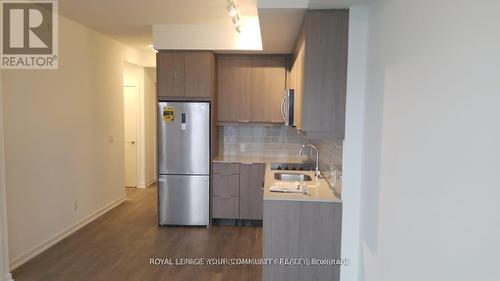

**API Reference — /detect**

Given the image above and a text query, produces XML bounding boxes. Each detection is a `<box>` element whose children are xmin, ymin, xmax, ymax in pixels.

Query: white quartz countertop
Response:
<box><xmin>263</xmin><ymin>163</ymin><xmax>341</xmax><ymax>203</ymax></box>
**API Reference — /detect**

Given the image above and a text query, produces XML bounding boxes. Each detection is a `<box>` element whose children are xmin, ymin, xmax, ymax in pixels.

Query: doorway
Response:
<box><xmin>123</xmin><ymin>62</ymin><xmax>157</xmax><ymax>189</ymax></box>
<box><xmin>123</xmin><ymin>85</ymin><xmax>139</xmax><ymax>187</ymax></box>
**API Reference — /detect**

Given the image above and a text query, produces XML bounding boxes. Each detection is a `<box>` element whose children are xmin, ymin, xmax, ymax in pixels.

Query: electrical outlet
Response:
<box><xmin>74</xmin><ymin>201</ymin><xmax>78</xmax><ymax>211</ymax></box>
<box><xmin>240</xmin><ymin>143</ymin><xmax>246</xmax><ymax>152</ymax></box>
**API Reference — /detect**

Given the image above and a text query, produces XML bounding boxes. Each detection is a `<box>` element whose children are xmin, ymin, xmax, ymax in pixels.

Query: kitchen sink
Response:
<box><xmin>270</xmin><ymin>162</ymin><xmax>315</xmax><ymax>171</ymax></box>
<box><xmin>274</xmin><ymin>173</ymin><xmax>313</xmax><ymax>182</ymax></box>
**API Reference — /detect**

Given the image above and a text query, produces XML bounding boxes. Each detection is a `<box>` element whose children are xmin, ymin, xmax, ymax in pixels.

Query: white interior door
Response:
<box><xmin>124</xmin><ymin>86</ymin><xmax>138</xmax><ymax>187</ymax></box>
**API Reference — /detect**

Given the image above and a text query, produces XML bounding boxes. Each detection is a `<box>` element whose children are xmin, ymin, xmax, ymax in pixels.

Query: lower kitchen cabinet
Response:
<box><xmin>239</xmin><ymin>163</ymin><xmax>265</xmax><ymax>220</ymax></box>
<box><xmin>213</xmin><ymin>174</ymin><xmax>240</xmax><ymax>197</ymax></box>
<box><xmin>263</xmin><ymin>200</ymin><xmax>342</xmax><ymax>281</ymax></box>
<box><xmin>212</xmin><ymin>197</ymin><xmax>239</xmax><ymax>219</ymax></box>
<box><xmin>212</xmin><ymin>162</ymin><xmax>265</xmax><ymax>220</ymax></box>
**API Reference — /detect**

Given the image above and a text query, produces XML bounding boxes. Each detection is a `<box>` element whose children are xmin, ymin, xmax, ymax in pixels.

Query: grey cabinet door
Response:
<box><xmin>157</xmin><ymin>52</ymin><xmax>185</xmax><ymax>97</ymax></box>
<box><xmin>212</xmin><ymin>197</ymin><xmax>239</xmax><ymax>219</ymax></box>
<box><xmin>185</xmin><ymin>52</ymin><xmax>215</xmax><ymax>98</ymax></box>
<box><xmin>213</xmin><ymin>163</ymin><xmax>240</xmax><ymax>174</ymax></box>
<box><xmin>263</xmin><ymin>200</ymin><xmax>342</xmax><ymax>281</ymax></box>
<box><xmin>291</xmin><ymin>10</ymin><xmax>348</xmax><ymax>138</ymax></box>
<box><xmin>239</xmin><ymin>163</ymin><xmax>265</xmax><ymax>220</ymax></box>
<box><xmin>213</xmin><ymin>174</ymin><xmax>240</xmax><ymax>197</ymax></box>
<box><xmin>217</xmin><ymin>56</ymin><xmax>252</xmax><ymax>122</ymax></box>
<box><xmin>249</xmin><ymin>56</ymin><xmax>287</xmax><ymax>122</ymax></box>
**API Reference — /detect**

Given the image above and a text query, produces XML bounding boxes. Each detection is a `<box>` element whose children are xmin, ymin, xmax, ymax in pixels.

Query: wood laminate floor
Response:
<box><xmin>13</xmin><ymin>186</ymin><xmax>262</xmax><ymax>281</ymax></box>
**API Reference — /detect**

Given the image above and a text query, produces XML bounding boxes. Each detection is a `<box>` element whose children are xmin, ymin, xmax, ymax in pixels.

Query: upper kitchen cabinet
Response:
<box><xmin>291</xmin><ymin>10</ymin><xmax>348</xmax><ymax>139</ymax></box>
<box><xmin>157</xmin><ymin>52</ymin><xmax>185</xmax><ymax>98</ymax></box>
<box><xmin>217</xmin><ymin>56</ymin><xmax>252</xmax><ymax>122</ymax></box>
<box><xmin>217</xmin><ymin>55</ymin><xmax>287</xmax><ymax>123</ymax></box>
<box><xmin>157</xmin><ymin>51</ymin><xmax>216</xmax><ymax>99</ymax></box>
<box><xmin>250</xmin><ymin>56</ymin><xmax>287</xmax><ymax>123</ymax></box>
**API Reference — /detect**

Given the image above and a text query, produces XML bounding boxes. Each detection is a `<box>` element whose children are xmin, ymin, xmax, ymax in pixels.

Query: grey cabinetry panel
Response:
<box><xmin>185</xmin><ymin>53</ymin><xmax>214</xmax><ymax>98</ymax></box>
<box><xmin>263</xmin><ymin>200</ymin><xmax>342</xmax><ymax>281</ymax></box>
<box><xmin>157</xmin><ymin>51</ymin><xmax>215</xmax><ymax>99</ymax></box>
<box><xmin>239</xmin><ymin>163</ymin><xmax>265</xmax><ymax>220</ymax></box>
<box><xmin>212</xmin><ymin>163</ymin><xmax>240</xmax><ymax>219</ymax></box>
<box><xmin>213</xmin><ymin>174</ymin><xmax>240</xmax><ymax>197</ymax></box>
<box><xmin>213</xmin><ymin>163</ymin><xmax>240</xmax><ymax>174</ymax></box>
<box><xmin>290</xmin><ymin>10</ymin><xmax>348</xmax><ymax>138</ymax></box>
<box><xmin>249</xmin><ymin>56</ymin><xmax>287</xmax><ymax>122</ymax></box>
<box><xmin>217</xmin><ymin>55</ymin><xmax>287</xmax><ymax>123</ymax></box>
<box><xmin>212</xmin><ymin>197</ymin><xmax>239</xmax><ymax>219</ymax></box>
<box><xmin>217</xmin><ymin>56</ymin><xmax>252</xmax><ymax>122</ymax></box>
<box><xmin>211</xmin><ymin>162</ymin><xmax>266</xmax><ymax>220</ymax></box>
<box><xmin>157</xmin><ymin>52</ymin><xmax>185</xmax><ymax>97</ymax></box>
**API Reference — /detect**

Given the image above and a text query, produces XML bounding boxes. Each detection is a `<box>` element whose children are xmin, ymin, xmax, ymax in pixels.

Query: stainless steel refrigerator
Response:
<box><xmin>157</xmin><ymin>101</ymin><xmax>210</xmax><ymax>226</ymax></box>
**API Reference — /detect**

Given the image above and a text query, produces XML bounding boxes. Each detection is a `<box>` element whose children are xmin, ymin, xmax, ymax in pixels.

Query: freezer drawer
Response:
<box><xmin>158</xmin><ymin>102</ymin><xmax>210</xmax><ymax>175</ymax></box>
<box><xmin>158</xmin><ymin>175</ymin><xmax>209</xmax><ymax>226</ymax></box>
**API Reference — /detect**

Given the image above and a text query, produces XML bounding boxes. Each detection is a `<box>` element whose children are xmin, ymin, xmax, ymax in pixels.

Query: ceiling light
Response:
<box><xmin>228</xmin><ymin>7</ymin><xmax>237</xmax><ymax>17</ymax></box>
<box><xmin>227</xmin><ymin>0</ymin><xmax>241</xmax><ymax>33</ymax></box>
<box><xmin>148</xmin><ymin>44</ymin><xmax>158</xmax><ymax>53</ymax></box>
<box><xmin>232</xmin><ymin>16</ymin><xmax>239</xmax><ymax>25</ymax></box>
<box><xmin>227</xmin><ymin>1</ymin><xmax>237</xmax><ymax>16</ymax></box>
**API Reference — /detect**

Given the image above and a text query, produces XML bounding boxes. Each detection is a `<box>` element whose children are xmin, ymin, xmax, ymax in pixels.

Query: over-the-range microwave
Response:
<box><xmin>281</xmin><ymin>89</ymin><xmax>295</xmax><ymax>127</ymax></box>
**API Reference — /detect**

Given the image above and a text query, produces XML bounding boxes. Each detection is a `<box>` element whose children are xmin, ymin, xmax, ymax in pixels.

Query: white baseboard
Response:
<box><xmin>146</xmin><ymin>177</ymin><xmax>156</xmax><ymax>187</ymax></box>
<box><xmin>9</xmin><ymin>195</ymin><xmax>127</xmax><ymax>270</ymax></box>
<box><xmin>138</xmin><ymin>177</ymin><xmax>156</xmax><ymax>188</ymax></box>
<box><xmin>4</xmin><ymin>273</ymin><xmax>13</xmax><ymax>281</ymax></box>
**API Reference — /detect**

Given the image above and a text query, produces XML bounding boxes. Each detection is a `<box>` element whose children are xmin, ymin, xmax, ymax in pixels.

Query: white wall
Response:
<box><xmin>2</xmin><ymin>15</ymin><xmax>151</xmax><ymax>269</ymax></box>
<box><xmin>0</xmin><ymin>71</ymin><xmax>13</xmax><ymax>281</ymax></box>
<box><xmin>143</xmin><ymin>68</ymin><xmax>157</xmax><ymax>185</ymax></box>
<box><xmin>341</xmin><ymin>6</ymin><xmax>369</xmax><ymax>281</ymax></box>
<box><xmin>360</xmin><ymin>1</ymin><xmax>500</xmax><ymax>281</ymax></box>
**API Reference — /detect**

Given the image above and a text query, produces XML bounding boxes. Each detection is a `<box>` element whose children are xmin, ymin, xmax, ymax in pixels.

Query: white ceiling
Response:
<box><xmin>257</xmin><ymin>0</ymin><xmax>370</xmax><ymax>9</ymax></box>
<box><xmin>60</xmin><ymin>0</ymin><xmax>234</xmax><ymax>51</ymax></box>
<box><xmin>258</xmin><ymin>8</ymin><xmax>306</xmax><ymax>53</ymax></box>
<box><xmin>59</xmin><ymin>0</ymin><xmax>368</xmax><ymax>53</ymax></box>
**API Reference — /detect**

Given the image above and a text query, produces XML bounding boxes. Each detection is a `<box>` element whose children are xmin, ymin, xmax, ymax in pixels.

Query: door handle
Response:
<box><xmin>280</xmin><ymin>95</ymin><xmax>287</xmax><ymax>123</ymax></box>
<box><xmin>127</xmin><ymin>141</ymin><xmax>136</xmax><ymax>145</ymax></box>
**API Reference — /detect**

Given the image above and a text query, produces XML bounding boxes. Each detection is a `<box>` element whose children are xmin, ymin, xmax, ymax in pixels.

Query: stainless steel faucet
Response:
<box><xmin>298</xmin><ymin>144</ymin><xmax>320</xmax><ymax>178</ymax></box>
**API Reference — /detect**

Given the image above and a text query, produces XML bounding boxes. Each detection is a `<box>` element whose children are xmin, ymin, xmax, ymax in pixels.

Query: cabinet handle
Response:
<box><xmin>280</xmin><ymin>95</ymin><xmax>287</xmax><ymax>122</ymax></box>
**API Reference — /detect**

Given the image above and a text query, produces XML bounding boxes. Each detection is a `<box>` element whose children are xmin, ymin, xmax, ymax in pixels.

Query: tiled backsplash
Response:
<box><xmin>218</xmin><ymin>124</ymin><xmax>307</xmax><ymax>156</ymax></box>
<box><xmin>310</xmin><ymin>138</ymin><xmax>343</xmax><ymax>195</ymax></box>
<box><xmin>218</xmin><ymin>124</ymin><xmax>344</xmax><ymax>196</ymax></box>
